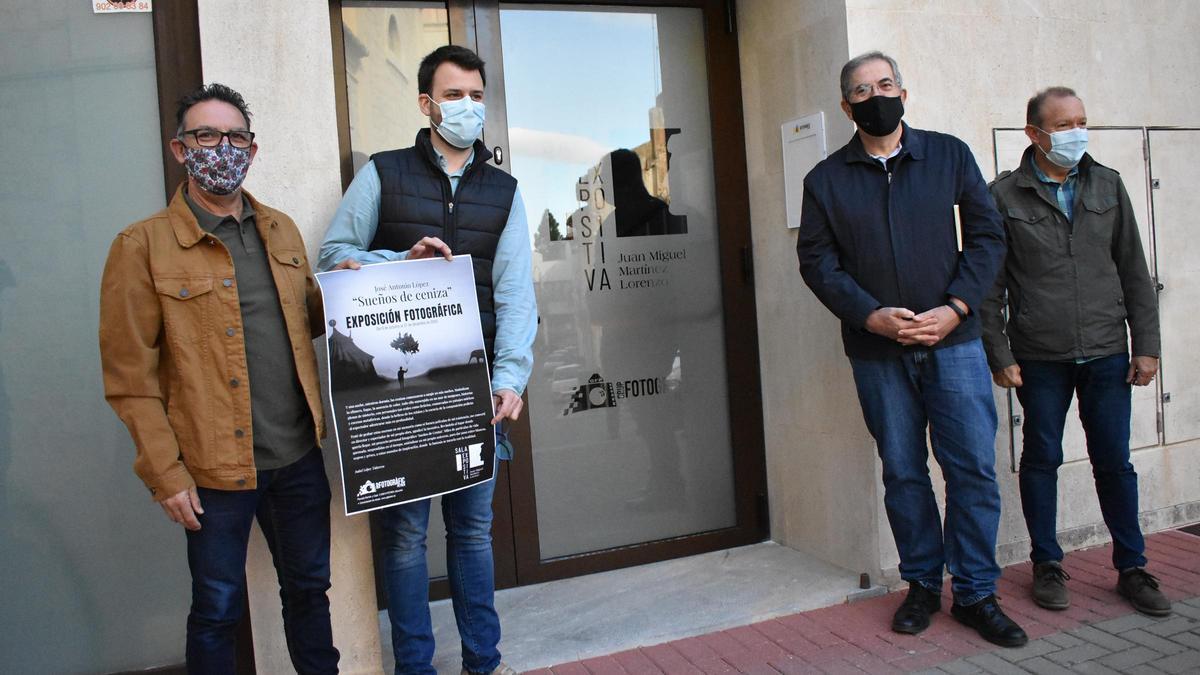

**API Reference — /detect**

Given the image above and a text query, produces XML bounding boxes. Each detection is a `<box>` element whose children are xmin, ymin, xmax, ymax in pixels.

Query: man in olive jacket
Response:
<box><xmin>982</xmin><ymin>87</ymin><xmax>1170</xmax><ymax>617</ymax></box>
<box><xmin>99</xmin><ymin>84</ymin><xmax>339</xmax><ymax>672</ymax></box>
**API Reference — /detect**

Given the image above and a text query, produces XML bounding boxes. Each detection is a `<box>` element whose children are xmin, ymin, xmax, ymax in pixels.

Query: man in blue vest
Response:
<box><xmin>319</xmin><ymin>45</ymin><xmax>537</xmax><ymax>675</ymax></box>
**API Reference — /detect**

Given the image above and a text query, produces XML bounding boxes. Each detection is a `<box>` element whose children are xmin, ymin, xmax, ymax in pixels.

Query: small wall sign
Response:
<box><xmin>94</xmin><ymin>1</ymin><xmax>152</xmax><ymax>13</ymax></box>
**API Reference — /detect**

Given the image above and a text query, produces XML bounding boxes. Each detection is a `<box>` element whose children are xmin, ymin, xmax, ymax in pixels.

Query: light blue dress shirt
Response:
<box><xmin>318</xmin><ymin>153</ymin><xmax>537</xmax><ymax>397</ymax></box>
<box><xmin>1030</xmin><ymin>158</ymin><xmax>1079</xmax><ymax>223</ymax></box>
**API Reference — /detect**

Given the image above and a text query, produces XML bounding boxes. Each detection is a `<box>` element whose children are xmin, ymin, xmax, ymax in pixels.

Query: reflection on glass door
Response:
<box><xmin>339</xmin><ymin>0</ymin><xmax>454</xmax><ymax>579</ymax></box>
<box><xmin>0</xmin><ymin>2</ymin><xmax>185</xmax><ymax>672</ymax></box>
<box><xmin>342</xmin><ymin>1</ymin><xmax>451</xmax><ymax>172</ymax></box>
<box><xmin>499</xmin><ymin>4</ymin><xmax>737</xmax><ymax>559</ymax></box>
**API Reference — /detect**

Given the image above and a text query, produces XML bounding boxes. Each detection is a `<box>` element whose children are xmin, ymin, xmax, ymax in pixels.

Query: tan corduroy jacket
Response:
<box><xmin>100</xmin><ymin>185</ymin><xmax>325</xmax><ymax>500</ymax></box>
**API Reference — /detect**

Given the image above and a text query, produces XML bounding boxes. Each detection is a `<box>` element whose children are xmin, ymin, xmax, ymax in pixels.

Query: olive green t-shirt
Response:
<box><xmin>184</xmin><ymin>189</ymin><xmax>314</xmax><ymax>470</ymax></box>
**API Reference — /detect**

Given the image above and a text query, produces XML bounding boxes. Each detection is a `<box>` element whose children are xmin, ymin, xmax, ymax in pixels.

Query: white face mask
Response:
<box><xmin>430</xmin><ymin>95</ymin><xmax>485</xmax><ymax>149</ymax></box>
<box><xmin>1036</xmin><ymin>126</ymin><xmax>1088</xmax><ymax>168</ymax></box>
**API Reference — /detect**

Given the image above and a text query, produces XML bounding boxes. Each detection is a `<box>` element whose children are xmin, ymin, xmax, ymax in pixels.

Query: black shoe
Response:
<box><xmin>1118</xmin><ymin>568</ymin><xmax>1172</xmax><ymax>616</ymax></box>
<box><xmin>1031</xmin><ymin>561</ymin><xmax>1071</xmax><ymax>610</ymax></box>
<box><xmin>951</xmin><ymin>595</ymin><xmax>1028</xmax><ymax>647</ymax></box>
<box><xmin>892</xmin><ymin>581</ymin><xmax>941</xmax><ymax>635</ymax></box>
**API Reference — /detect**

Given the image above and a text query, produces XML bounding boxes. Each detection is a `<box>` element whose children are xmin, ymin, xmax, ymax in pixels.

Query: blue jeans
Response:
<box><xmin>1015</xmin><ymin>354</ymin><xmax>1146</xmax><ymax>570</ymax></box>
<box><xmin>185</xmin><ymin>447</ymin><xmax>338</xmax><ymax>674</ymax></box>
<box><xmin>850</xmin><ymin>339</ymin><xmax>1002</xmax><ymax>605</ymax></box>
<box><xmin>377</xmin><ymin>476</ymin><xmax>500</xmax><ymax>675</ymax></box>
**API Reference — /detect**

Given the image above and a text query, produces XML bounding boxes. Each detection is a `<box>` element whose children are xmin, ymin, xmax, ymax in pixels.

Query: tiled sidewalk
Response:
<box><xmin>535</xmin><ymin>529</ymin><xmax>1200</xmax><ymax>674</ymax></box>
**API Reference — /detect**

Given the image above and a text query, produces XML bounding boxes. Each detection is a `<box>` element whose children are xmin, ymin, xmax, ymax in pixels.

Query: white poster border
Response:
<box><xmin>316</xmin><ymin>255</ymin><xmax>496</xmax><ymax>516</ymax></box>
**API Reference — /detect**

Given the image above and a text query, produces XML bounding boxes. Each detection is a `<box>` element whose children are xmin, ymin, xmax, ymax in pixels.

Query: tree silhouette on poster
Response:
<box><xmin>390</xmin><ymin>332</ymin><xmax>420</xmax><ymax>383</ymax></box>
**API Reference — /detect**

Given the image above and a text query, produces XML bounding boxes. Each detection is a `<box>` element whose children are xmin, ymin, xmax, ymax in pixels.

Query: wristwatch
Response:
<box><xmin>947</xmin><ymin>301</ymin><xmax>968</xmax><ymax>321</ymax></box>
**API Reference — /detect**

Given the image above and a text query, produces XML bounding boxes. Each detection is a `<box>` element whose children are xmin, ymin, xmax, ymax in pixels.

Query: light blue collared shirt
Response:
<box><xmin>318</xmin><ymin>153</ymin><xmax>537</xmax><ymax>397</ymax></box>
<box><xmin>1030</xmin><ymin>158</ymin><xmax>1079</xmax><ymax>223</ymax></box>
<box><xmin>868</xmin><ymin>142</ymin><xmax>902</xmax><ymax>168</ymax></box>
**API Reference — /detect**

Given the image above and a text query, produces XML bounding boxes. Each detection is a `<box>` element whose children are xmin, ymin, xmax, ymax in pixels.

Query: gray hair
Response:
<box><xmin>839</xmin><ymin>51</ymin><xmax>903</xmax><ymax>101</ymax></box>
<box><xmin>1026</xmin><ymin>86</ymin><xmax>1079</xmax><ymax>128</ymax></box>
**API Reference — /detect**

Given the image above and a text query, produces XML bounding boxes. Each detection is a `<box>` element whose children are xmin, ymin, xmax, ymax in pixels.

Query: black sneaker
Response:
<box><xmin>1031</xmin><ymin>561</ymin><xmax>1071</xmax><ymax>610</ymax></box>
<box><xmin>1118</xmin><ymin>568</ymin><xmax>1172</xmax><ymax>616</ymax></box>
<box><xmin>891</xmin><ymin>581</ymin><xmax>941</xmax><ymax>635</ymax></box>
<box><xmin>951</xmin><ymin>595</ymin><xmax>1028</xmax><ymax>647</ymax></box>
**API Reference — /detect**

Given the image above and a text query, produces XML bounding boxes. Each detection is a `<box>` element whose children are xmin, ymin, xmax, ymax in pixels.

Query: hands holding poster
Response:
<box><xmin>316</xmin><ymin>256</ymin><xmax>495</xmax><ymax>515</ymax></box>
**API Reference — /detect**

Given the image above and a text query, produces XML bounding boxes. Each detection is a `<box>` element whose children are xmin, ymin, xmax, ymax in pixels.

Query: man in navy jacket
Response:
<box><xmin>798</xmin><ymin>51</ymin><xmax>1025</xmax><ymax>647</ymax></box>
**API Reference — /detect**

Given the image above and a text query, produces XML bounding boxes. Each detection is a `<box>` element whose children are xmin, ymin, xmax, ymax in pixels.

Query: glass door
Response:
<box><xmin>333</xmin><ymin>0</ymin><xmax>523</xmax><ymax>598</ymax></box>
<box><xmin>476</xmin><ymin>0</ymin><xmax>766</xmax><ymax>583</ymax></box>
<box><xmin>332</xmin><ymin>0</ymin><xmax>765</xmax><ymax>591</ymax></box>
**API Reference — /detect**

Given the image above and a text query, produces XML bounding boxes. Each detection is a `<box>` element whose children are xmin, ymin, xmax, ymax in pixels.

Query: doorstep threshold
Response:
<box><xmin>379</xmin><ymin>541</ymin><xmax>868</xmax><ymax>673</ymax></box>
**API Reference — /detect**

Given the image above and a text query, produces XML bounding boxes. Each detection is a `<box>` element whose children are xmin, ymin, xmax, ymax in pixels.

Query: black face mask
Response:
<box><xmin>849</xmin><ymin>95</ymin><xmax>904</xmax><ymax>137</ymax></box>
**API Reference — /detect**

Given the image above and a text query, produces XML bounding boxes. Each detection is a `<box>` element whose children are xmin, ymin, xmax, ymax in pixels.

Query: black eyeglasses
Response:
<box><xmin>180</xmin><ymin>128</ymin><xmax>255</xmax><ymax>148</ymax></box>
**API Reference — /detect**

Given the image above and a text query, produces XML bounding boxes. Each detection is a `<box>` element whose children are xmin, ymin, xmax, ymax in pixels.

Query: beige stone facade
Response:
<box><xmin>191</xmin><ymin>0</ymin><xmax>1200</xmax><ymax>670</ymax></box>
<box><xmin>738</xmin><ymin>0</ymin><xmax>1200</xmax><ymax>583</ymax></box>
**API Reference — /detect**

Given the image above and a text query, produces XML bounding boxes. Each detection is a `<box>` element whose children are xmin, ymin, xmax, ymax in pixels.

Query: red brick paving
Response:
<box><xmin>543</xmin><ymin>529</ymin><xmax>1200</xmax><ymax>674</ymax></box>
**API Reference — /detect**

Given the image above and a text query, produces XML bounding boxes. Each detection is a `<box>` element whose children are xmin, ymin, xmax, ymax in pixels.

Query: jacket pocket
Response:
<box><xmin>1080</xmin><ymin>273</ymin><xmax>1128</xmax><ymax>352</ymax></box>
<box><xmin>154</xmin><ymin>276</ymin><xmax>215</xmax><ymax>342</ymax></box>
<box><xmin>1012</xmin><ymin>291</ymin><xmax>1075</xmax><ymax>355</ymax></box>
<box><xmin>1081</xmin><ymin>194</ymin><xmax>1118</xmax><ymax>215</ymax></box>
<box><xmin>1079</xmin><ymin>194</ymin><xmax>1119</xmax><ymax>246</ymax></box>
<box><xmin>1005</xmin><ymin>207</ymin><xmax>1064</xmax><ymax>262</ymax></box>
<box><xmin>269</xmin><ymin>248</ymin><xmax>308</xmax><ymax>307</ymax></box>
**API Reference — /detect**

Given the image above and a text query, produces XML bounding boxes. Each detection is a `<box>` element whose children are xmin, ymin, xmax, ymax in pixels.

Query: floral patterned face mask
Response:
<box><xmin>182</xmin><ymin>143</ymin><xmax>252</xmax><ymax>195</ymax></box>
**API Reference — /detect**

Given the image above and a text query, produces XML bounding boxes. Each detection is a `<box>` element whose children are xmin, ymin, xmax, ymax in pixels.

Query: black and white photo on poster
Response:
<box><xmin>316</xmin><ymin>256</ymin><xmax>495</xmax><ymax>515</ymax></box>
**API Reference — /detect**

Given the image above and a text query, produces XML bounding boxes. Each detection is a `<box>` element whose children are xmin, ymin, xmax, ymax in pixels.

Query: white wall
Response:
<box><xmin>844</xmin><ymin>0</ymin><xmax>1200</xmax><ymax>571</ymax></box>
<box><xmin>739</xmin><ymin>0</ymin><xmax>1200</xmax><ymax>585</ymax></box>
<box><xmin>736</xmin><ymin>0</ymin><xmax>894</xmax><ymax>579</ymax></box>
<box><xmin>197</xmin><ymin>1</ymin><xmax>383</xmax><ymax>672</ymax></box>
<box><xmin>187</xmin><ymin>2</ymin><xmax>1200</xmax><ymax>659</ymax></box>
<box><xmin>844</xmin><ymin>0</ymin><xmax>1200</xmax><ymax>178</ymax></box>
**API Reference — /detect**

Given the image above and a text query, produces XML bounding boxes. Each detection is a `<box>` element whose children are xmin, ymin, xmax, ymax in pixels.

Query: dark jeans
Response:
<box><xmin>850</xmin><ymin>339</ymin><xmax>1002</xmax><ymax>605</ymax></box>
<box><xmin>1015</xmin><ymin>353</ymin><xmax>1146</xmax><ymax>570</ymax></box>
<box><xmin>377</xmin><ymin>476</ymin><xmax>500</xmax><ymax>675</ymax></box>
<box><xmin>185</xmin><ymin>447</ymin><xmax>339</xmax><ymax>674</ymax></box>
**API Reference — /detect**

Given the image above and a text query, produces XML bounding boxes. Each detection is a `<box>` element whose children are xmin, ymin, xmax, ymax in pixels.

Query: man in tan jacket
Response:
<box><xmin>99</xmin><ymin>83</ymin><xmax>338</xmax><ymax>673</ymax></box>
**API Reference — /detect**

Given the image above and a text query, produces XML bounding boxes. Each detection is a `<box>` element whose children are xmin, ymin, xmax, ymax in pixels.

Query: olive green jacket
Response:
<box><xmin>981</xmin><ymin>147</ymin><xmax>1159</xmax><ymax>370</ymax></box>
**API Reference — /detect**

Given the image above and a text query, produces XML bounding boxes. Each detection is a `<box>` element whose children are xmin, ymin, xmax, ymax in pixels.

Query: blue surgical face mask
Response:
<box><xmin>431</xmin><ymin>95</ymin><xmax>485</xmax><ymax>149</ymax></box>
<box><xmin>1036</xmin><ymin>126</ymin><xmax>1088</xmax><ymax>168</ymax></box>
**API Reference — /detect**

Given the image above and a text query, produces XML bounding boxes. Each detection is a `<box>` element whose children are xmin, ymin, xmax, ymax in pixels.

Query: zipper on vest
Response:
<box><xmin>439</xmin><ymin>175</ymin><xmax>457</xmax><ymax>250</ymax></box>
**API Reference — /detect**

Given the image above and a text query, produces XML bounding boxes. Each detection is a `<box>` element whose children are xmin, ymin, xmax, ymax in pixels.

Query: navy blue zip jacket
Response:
<box><xmin>797</xmin><ymin>123</ymin><xmax>1006</xmax><ymax>359</ymax></box>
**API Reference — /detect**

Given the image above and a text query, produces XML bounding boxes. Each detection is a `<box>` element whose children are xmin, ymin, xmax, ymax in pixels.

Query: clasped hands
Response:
<box><xmin>866</xmin><ymin>304</ymin><xmax>963</xmax><ymax>347</ymax></box>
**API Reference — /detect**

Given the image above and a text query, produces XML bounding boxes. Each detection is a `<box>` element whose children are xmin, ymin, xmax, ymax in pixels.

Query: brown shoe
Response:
<box><xmin>1031</xmin><ymin>561</ymin><xmax>1070</xmax><ymax>610</ymax></box>
<box><xmin>1118</xmin><ymin>568</ymin><xmax>1172</xmax><ymax>616</ymax></box>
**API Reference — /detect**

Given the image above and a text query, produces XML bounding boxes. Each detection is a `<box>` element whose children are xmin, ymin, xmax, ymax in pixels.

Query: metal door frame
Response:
<box><xmin>990</xmin><ymin>125</ymin><xmax>1200</xmax><ymax>468</ymax></box>
<box><xmin>329</xmin><ymin>0</ymin><xmax>768</xmax><ymax>595</ymax></box>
